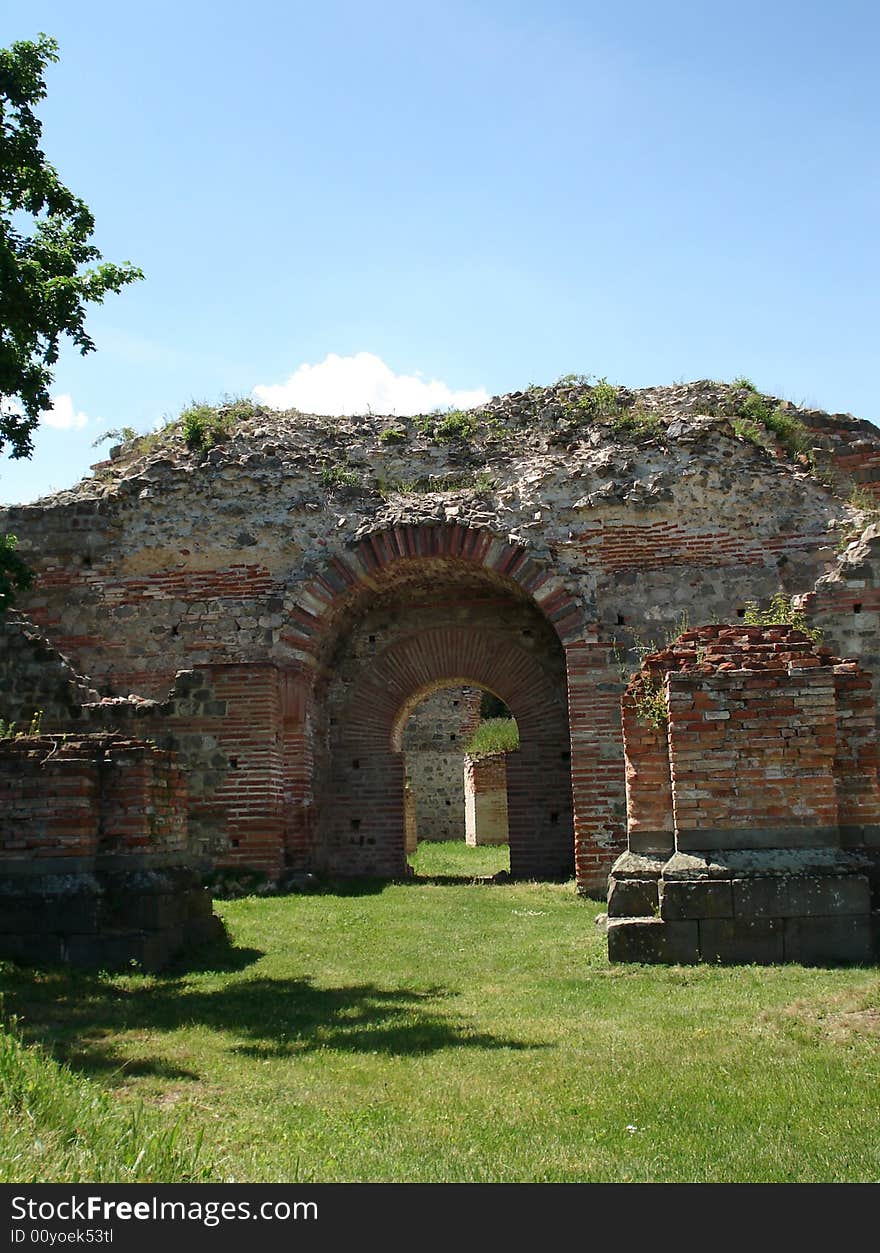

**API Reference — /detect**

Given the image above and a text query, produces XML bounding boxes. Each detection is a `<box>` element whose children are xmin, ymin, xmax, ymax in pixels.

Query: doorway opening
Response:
<box><xmin>402</xmin><ymin>685</ymin><xmax>519</xmax><ymax>879</ymax></box>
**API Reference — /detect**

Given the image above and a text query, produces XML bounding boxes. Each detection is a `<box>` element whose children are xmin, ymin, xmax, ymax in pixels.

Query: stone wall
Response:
<box><xmin>608</xmin><ymin>625</ymin><xmax>880</xmax><ymax>964</ymax></box>
<box><xmin>0</xmin><ymin>611</ymin><xmax>99</xmax><ymax>726</ymax></box>
<box><xmin>402</xmin><ymin>687</ymin><xmax>481</xmax><ymax>842</ymax></box>
<box><xmin>3</xmin><ymin>379</ymin><xmax>880</xmax><ymax>893</ymax></box>
<box><xmin>0</xmin><ymin>734</ymin><xmax>220</xmax><ymax>969</ymax></box>
<box><xmin>801</xmin><ymin>523</ymin><xmax>880</xmax><ymax>717</ymax></box>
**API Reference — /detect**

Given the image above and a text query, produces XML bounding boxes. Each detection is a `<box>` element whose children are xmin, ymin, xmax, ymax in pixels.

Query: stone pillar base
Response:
<box><xmin>607</xmin><ymin>848</ymin><xmax>876</xmax><ymax>965</ymax></box>
<box><xmin>0</xmin><ymin>863</ymin><xmax>223</xmax><ymax>972</ymax></box>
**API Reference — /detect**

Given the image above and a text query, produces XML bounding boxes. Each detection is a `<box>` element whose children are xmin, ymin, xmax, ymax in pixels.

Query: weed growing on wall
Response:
<box><xmin>379</xmin><ymin>425</ymin><xmax>407</xmax><ymax>444</ymax></box>
<box><xmin>610</xmin><ymin>407</ymin><xmax>665</xmax><ymax>441</ymax></box>
<box><xmin>728</xmin><ymin>387</ymin><xmax>813</xmax><ymax>466</ymax></box>
<box><xmin>180</xmin><ymin>404</ymin><xmax>235</xmax><ymax>451</ymax></box>
<box><xmin>742</xmin><ymin>592</ymin><xmax>821</xmax><ymax>641</ymax></box>
<box><xmin>435</xmin><ymin>410</ymin><xmax>479</xmax><ymax>443</ymax></box>
<box><xmin>567</xmin><ymin>377</ymin><xmax>621</xmax><ymax>422</ymax></box>
<box><xmin>629</xmin><ymin>674</ymin><xmax>668</xmax><ymax>727</ymax></box>
<box><xmin>837</xmin><ymin>486</ymin><xmax>880</xmax><ymax>550</ymax></box>
<box><xmin>377</xmin><ymin>470</ymin><xmax>495</xmax><ymax>498</ymax></box>
<box><xmin>320</xmin><ymin>462</ymin><xmax>361</xmax><ymax>489</ymax></box>
<box><xmin>178</xmin><ymin>397</ymin><xmax>263</xmax><ymax>452</ymax></box>
<box><xmin>0</xmin><ymin>709</ymin><xmax>43</xmax><ymax>740</ymax></box>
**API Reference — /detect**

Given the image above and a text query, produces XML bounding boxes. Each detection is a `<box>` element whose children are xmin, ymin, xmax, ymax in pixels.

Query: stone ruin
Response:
<box><xmin>608</xmin><ymin>625</ymin><xmax>880</xmax><ymax>963</ymax></box>
<box><xmin>1</xmin><ymin>376</ymin><xmax>880</xmax><ymax>967</ymax></box>
<box><xmin>0</xmin><ymin>734</ymin><xmax>220</xmax><ymax>969</ymax></box>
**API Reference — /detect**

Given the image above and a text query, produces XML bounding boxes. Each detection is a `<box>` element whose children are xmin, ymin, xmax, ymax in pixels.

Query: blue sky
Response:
<box><xmin>2</xmin><ymin>0</ymin><xmax>878</xmax><ymax>503</ymax></box>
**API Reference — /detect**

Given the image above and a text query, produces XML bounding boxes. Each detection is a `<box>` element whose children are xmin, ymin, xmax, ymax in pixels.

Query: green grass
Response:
<box><xmin>409</xmin><ymin>839</ymin><xmax>509</xmax><ymax>878</ymax></box>
<box><xmin>464</xmin><ymin>717</ymin><xmax>520</xmax><ymax>758</ymax></box>
<box><xmin>4</xmin><ymin>844</ymin><xmax>880</xmax><ymax>1182</ymax></box>
<box><xmin>0</xmin><ymin>1015</ymin><xmax>209</xmax><ymax>1182</ymax></box>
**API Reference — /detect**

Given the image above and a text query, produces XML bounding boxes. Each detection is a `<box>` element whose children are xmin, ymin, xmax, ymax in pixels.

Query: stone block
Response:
<box><xmin>676</xmin><ymin>826</ymin><xmax>839</xmax><ymax>851</ymax></box>
<box><xmin>660</xmin><ymin>878</ymin><xmax>734</xmax><ymax>921</ymax></box>
<box><xmin>184</xmin><ymin>912</ymin><xmax>226</xmax><ymax>946</ymax></box>
<box><xmin>732</xmin><ymin>874</ymin><xmax>870</xmax><ymax>919</ymax></box>
<box><xmin>0</xmin><ymin>893</ymin><xmax>101</xmax><ymax>935</ymax></box>
<box><xmin>607</xmin><ymin>876</ymin><xmax>658</xmax><ymax>918</ymax></box>
<box><xmin>607</xmin><ymin>917</ymin><xmax>699</xmax><ymax>964</ymax></box>
<box><xmin>0</xmin><ymin>932</ymin><xmax>67</xmax><ymax>966</ymax></box>
<box><xmin>783</xmin><ymin>915</ymin><xmax>873</xmax><ymax>965</ymax></box>
<box><xmin>698</xmin><ymin>917</ymin><xmax>784</xmax><ymax>964</ymax></box>
<box><xmin>121</xmin><ymin>892</ymin><xmax>184</xmax><ymax>930</ymax></box>
<box><xmin>608</xmin><ymin>851</ymin><xmax>665</xmax><ymax>880</ymax></box>
<box><xmin>627</xmin><ymin>830</ymin><xmax>675</xmax><ymax>855</ymax></box>
<box><xmin>65</xmin><ymin>928</ymin><xmax>183</xmax><ymax>973</ymax></box>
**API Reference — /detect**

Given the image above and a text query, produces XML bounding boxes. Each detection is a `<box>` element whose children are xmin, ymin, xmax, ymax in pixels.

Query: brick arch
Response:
<box><xmin>282</xmin><ymin>523</ymin><xmax>590</xmax><ymax>668</ymax></box>
<box><xmin>323</xmin><ymin>626</ymin><xmax>574</xmax><ymax>880</ymax></box>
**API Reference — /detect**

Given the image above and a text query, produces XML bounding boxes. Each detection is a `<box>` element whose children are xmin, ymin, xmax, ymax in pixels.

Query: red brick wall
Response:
<box><xmin>98</xmin><ymin>743</ymin><xmax>188</xmax><ymax>856</ymax></box>
<box><xmin>833</xmin><ymin>665</ymin><xmax>880</xmax><ymax>843</ymax></box>
<box><xmin>0</xmin><ymin>737</ymin><xmax>188</xmax><ymax>862</ymax></box>
<box><xmin>621</xmin><ymin>626</ymin><xmax>880</xmax><ymax>856</ymax></box>
<box><xmin>668</xmin><ymin>667</ymin><xmax>839</xmax><ymax>847</ymax></box>
<box><xmin>620</xmin><ymin>689</ymin><xmax>673</xmax><ymax>853</ymax></box>
<box><xmin>565</xmin><ymin>640</ymin><xmax>627</xmax><ymax>894</ymax></box>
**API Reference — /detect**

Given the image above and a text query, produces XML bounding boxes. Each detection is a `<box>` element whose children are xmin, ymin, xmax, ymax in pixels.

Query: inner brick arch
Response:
<box><xmin>323</xmin><ymin>626</ymin><xmax>574</xmax><ymax>879</ymax></box>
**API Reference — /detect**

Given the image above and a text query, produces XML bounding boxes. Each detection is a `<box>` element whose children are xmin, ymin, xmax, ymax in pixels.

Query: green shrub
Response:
<box><xmin>730</xmin><ymin>392</ymin><xmax>813</xmax><ymax>464</ymax></box>
<box><xmin>435</xmin><ymin>410</ymin><xmax>478</xmax><ymax>443</ymax></box>
<box><xmin>320</xmin><ymin>462</ymin><xmax>360</xmax><ymax>489</ymax></box>
<box><xmin>571</xmin><ymin>376</ymin><xmax>620</xmax><ymax>421</ymax></box>
<box><xmin>465</xmin><ymin>718</ymin><xmax>520</xmax><ymax>757</ymax></box>
<box><xmin>731</xmin><ymin>417</ymin><xmax>769</xmax><ymax>448</ymax></box>
<box><xmin>762</xmin><ymin>408</ymin><xmax>811</xmax><ymax>457</ymax></box>
<box><xmin>180</xmin><ymin>403</ymin><xmax>235</xmax><ymax>451</ymax></box>
<box><xmin>379</xmin><ymin>425</ymin><xmax>407</xmax><ymax>444</ymax></box>
<box><xmin>610</xmin><ymin>407</ymin><xmax>664</xmax><ymax>440</ymax></box>
<box><xmin>731</xmin><ymin>375</ymin><xmax>757</xmax><ymax>392</ymax></box>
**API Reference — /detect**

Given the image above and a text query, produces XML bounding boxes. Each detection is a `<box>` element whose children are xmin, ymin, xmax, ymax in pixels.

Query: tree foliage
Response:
<box><xmin>0</xmin><ymin>33</ymin><xmax>143</xmax><ymax>460</ymax></box>
<box><xmin>0</xmin><ymin>33</ymin><xmax>142</xmax><ymax>613</ymax></box>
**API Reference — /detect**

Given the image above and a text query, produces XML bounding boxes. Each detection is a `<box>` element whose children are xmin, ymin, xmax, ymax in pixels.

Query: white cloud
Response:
<box><xmin>253</xmin><ymin>352</ymin><xmax>490</xmax><ymax>416</ymax></box>
<box><xmin>42</xmin><ymin>394</ymin><xmax>90</xmax><ymax>431</ymax></box>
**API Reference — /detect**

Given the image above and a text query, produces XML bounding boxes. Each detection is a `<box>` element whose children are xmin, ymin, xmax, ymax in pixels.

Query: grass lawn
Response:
<box><xmin>3</xmin><ymin>841</ymin><xmax>880</xmax><ymax>1182</ymax></box>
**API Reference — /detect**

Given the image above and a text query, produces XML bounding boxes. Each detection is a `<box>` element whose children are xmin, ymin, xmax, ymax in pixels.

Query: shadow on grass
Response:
<box><xmin>2</xmin><ymin>967</ymin><xmax>544</xmax><ymax>1082</ymax></box>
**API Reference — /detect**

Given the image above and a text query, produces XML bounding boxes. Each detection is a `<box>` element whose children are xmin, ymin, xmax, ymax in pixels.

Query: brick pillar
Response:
<box><xmin>464</xmin><ymin>753</ymin><xmax>509</xmax><ymax>845</ymax></box>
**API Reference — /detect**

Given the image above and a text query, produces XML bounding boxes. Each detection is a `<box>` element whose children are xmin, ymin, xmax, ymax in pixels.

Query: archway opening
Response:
<box><xmin>313</xmin><ymin>551</ymin><xmax>575</xmax><ymax>881</ymax></box>
<box><xmin>400</xmin><ymin>684</ymin><xmax>519</xmax><ymax>879</ymax></box>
